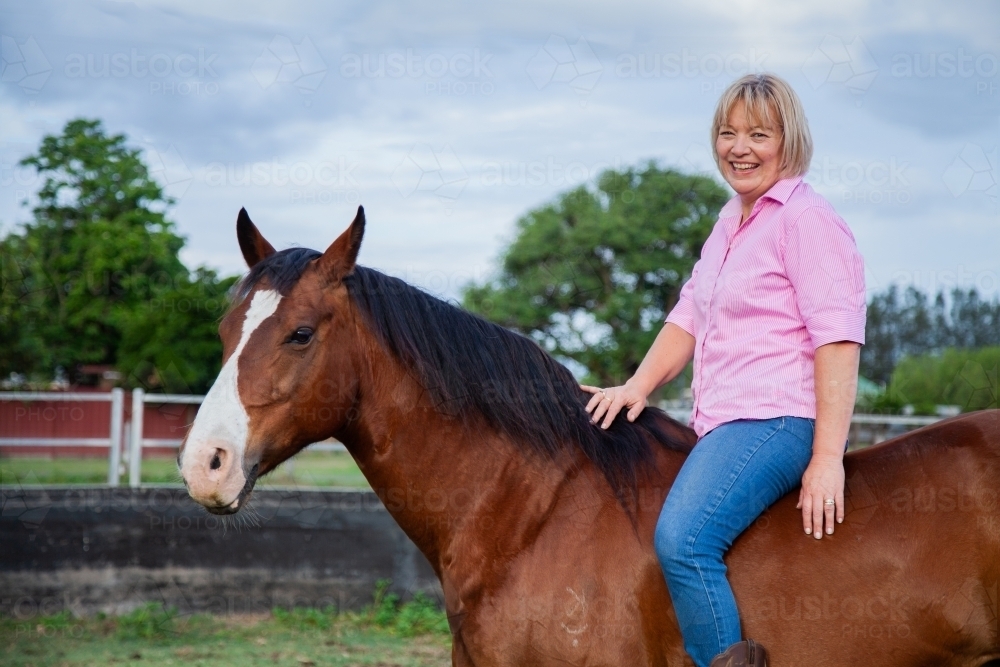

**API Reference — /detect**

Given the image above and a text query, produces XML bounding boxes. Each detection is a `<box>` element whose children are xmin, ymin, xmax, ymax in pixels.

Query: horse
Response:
<box><xmin>178</xmin><ymin>206</ymin><xmax>1000</xmax><ymax>666</ymax></box>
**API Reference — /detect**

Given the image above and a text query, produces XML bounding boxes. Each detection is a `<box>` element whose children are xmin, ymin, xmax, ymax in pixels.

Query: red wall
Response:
<box><xmin>0</xmin><ymin>391</ymin><xmax>198</xmax><ymax>458</ymax></box>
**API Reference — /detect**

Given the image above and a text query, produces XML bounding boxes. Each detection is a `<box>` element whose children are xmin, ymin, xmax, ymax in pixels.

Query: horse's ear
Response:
<box><xmin>236</xmin><ymin>208</ymin><xmax>276</xmax><ymax>268</ymax></box>
<box><xmin>318</xmin><ymin>206</ymin><xmax>365</xmax><ymax>283</ymax></box>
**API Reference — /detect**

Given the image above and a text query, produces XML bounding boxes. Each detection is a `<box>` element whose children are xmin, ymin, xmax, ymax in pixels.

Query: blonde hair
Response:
<box><xmin>711</xmin><ymin>73</ymin><xmax>813</xmax><ymax>178</ymax></box>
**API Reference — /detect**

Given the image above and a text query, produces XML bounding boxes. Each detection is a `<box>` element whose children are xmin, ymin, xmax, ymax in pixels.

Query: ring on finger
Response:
<box><xmin>823</xmin><ymin>499</ymin><xmax>835</xmax><ymax>506</ymax></box>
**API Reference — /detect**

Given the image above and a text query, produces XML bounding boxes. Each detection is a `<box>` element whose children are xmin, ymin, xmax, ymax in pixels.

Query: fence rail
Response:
<box><xmin>2</xmin><ymin>390</ymin><xmax>946</xmax><ymax>488</ymax></box>
<box><xmin>0</xmin><ymin>388</ymin><xmax>124</xmax><ymax>486</ymax></box>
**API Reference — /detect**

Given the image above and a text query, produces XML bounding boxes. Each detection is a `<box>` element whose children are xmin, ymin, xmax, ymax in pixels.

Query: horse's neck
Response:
<box><xmin>338</xmin><ymin>356</ymin><xmax>573</xmax><ymax>573</ymax></box>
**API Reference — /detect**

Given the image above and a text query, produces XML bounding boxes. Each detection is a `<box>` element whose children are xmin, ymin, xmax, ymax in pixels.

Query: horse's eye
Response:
<box><xmin>289</xmin><ymin>327</ymin><xmax>313</xmax><ymax>344</ymax></box>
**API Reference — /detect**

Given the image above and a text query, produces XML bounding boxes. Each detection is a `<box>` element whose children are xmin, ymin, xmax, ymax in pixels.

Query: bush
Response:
<box><xmin>888</xmin><ymin>347</ymin><xmax>999</xmax><ymax>414</ymax></box>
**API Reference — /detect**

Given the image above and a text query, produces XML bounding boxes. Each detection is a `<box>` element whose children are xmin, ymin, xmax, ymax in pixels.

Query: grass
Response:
<box><xmin>0</xmin><ymin>450</ymin><xmax>371</xmax><ymax>488</ymax></box>
<box><xmin>1</xmin><ymin>583</ymin><xmax>450</xmax><ymax>666</ymax></box>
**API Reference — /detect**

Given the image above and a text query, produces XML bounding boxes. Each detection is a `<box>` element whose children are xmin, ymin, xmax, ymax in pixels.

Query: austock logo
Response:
<box><xmin>144</xmin><ymin>143</ymin><xmax>194</xmax><ymax>200</ymax></box>
<box><xmin>1</xmin><ymin>475</ymin><xmax>52</xmax><ymax>529</ymax></box>
<box><xmin>526</xmin><ymin>35</ymin><xmax>603</xmax><ymax>99</ymax></box>
<box><xmin>957</xmin><ymin>360</ymin><xmax>998</xmax><ymax>410</ymax></box>
<box><xmin>802</xmin><ymin>35</ymin><xmax>878</xmax><ymax>104</ymax></box>
<box><xmin>391</xmin><ymin>144</ymin><xmax>468</xmax><ymax>206</ymax></box>
<box><xmin>0</xmin><ymin>35</ymin><xmax>52</xmax><ymax>93</ymax></box>
<box><xmin>339</xmin><ymin>48</ymin><xmax>494</xmax><ymax>96</ymax></box>
<box><xmin>844</xmin><ymin>470</ymin><xmax>879</xmax><ymax>528</ymax></box>
<box><xmin>943</xmin><ymin>143</ymin><xmax>998</xmax><ymax>201</ymax></box>
<box><xmin>251</xmin><ymin>35</ymin><xmax>326</xmax><ymax>94</ymax></box>
<box><xmin>943</xmin><ymin>577</ymin><xmax>999</xmax><ymax>637</ymax></box>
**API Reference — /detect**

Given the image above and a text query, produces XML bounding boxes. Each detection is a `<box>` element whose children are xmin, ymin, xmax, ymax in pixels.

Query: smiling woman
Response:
<box><xmin>583</xmin><ymin>73</ymin><xmax>866</xmax><ymax>667</ymax></box>
<box><xmin>711</xmin><ymin>74</ymin><xmax>812</xmax><ymax>222</ymax></box>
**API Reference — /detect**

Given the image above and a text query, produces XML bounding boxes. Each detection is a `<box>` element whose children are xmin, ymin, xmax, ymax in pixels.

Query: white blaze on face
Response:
<box><xmin>185</xmin><ymin>289</ymin><xmax>283</xmax><ymax>464</ymax></box>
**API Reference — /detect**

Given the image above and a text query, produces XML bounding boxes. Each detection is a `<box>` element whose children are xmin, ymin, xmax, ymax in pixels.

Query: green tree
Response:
<box><xmin>861</xmin><ymin>285</ymin><xmax>934</xmax><ymax>385</ymax></box>
<box><xmin>934</xmin><ymin>287</ymin><xmax>1000</xmax><ymax>349</ymax></box>
<box><xmin>861</xmin><ymin>285</ymin><xmax>1000</xmax><ymax>385</ymax></box>
<box><xmin>0</xmin><ymin>118</ymin><xmax>234</xmax><ymax>392</ymax></box>
<box><xmin>463</xmin><ymin>163</ymin><xmax>728</xmax><ymax>388</ymax></box>
<box><xmin>117</xmin><ymin>267</ymin><xmax>236</xmax><ymax>393</ymax></box>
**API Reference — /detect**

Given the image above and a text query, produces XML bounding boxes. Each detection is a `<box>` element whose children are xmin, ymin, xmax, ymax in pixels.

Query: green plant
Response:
<box><xmin>394</xmin><ymin>592</ymin><xmax>450</xmax><ymax>637</ymax></box>
<box><xmin>271</xmin><ymin>605</ymin><xmax>336</xmax><ymax>631</ymax></box>
<box><xmin>855</xmin><ymin>388</ymin><xmax>907</xmax><ymax>415</ymax></box>
<box><xmin>363</xmin><ymin>579</ymin><xmax>449</xmax><ymax>636</ymax></box>
<box><xmin>370</xmin><ymin>578</ymin><xmax>401</xmax><ymax>628</ymax></box>
<box><xmin>116</xmin><ymin>602</ymin><xmax>177</xmax><ymax>639</ymax></box>
<box><xmin>40</xmin><ymin>610</ymin><xmax>75</xmax><ymax>630</ymax></box>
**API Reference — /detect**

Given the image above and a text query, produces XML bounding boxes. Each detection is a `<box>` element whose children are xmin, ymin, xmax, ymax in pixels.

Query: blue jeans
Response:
<box><xmin>654</xmin><ymin>417</ymin><xmax>815</xmax><ymax>667</ymax></box>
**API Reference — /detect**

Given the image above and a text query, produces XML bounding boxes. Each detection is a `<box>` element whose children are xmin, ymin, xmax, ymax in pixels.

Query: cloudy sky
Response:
<box><xmin>1</xmin><ymin>0</ymin><xmax>998</xmax><ymax>300</ymax></box>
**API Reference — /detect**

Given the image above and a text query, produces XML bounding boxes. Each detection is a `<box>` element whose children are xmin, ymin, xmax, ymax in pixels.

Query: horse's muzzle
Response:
<box><xmin>202</xmin><ymin>462</ymin><xmax>259</xmax><ymax>515</ymax></box>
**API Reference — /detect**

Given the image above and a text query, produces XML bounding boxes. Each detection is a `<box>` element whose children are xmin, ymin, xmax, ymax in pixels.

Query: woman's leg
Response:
<box><xmin>654</xmin><ymin>416</ymin><xmax>815</xmax><ymax>667</ymax></box>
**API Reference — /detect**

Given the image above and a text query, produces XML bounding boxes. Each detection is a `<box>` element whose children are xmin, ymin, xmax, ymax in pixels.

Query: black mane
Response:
<box><xmin>237</xmin><ymin>248</ymin><xmax>693</xmax><ymax>508</ymax></box>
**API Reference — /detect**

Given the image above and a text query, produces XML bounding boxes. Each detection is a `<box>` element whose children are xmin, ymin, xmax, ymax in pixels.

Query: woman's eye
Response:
<box><xmin>289</xmin><ymin>327</ymin><xmax>313</xmax><ymax>344</ymax></box>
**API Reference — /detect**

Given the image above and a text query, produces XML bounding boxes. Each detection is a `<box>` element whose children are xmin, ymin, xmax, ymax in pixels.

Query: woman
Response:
<box><xmin>583</xmin><ymin>74</ymin><xmax>865</xmax><ymax>667</ymax></box>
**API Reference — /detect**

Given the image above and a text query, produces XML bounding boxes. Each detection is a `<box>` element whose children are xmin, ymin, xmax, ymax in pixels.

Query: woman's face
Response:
<box><xmin>716</xmin><ymin>99</ymin><xmax>783</xmax><ymax>205</ymax></box>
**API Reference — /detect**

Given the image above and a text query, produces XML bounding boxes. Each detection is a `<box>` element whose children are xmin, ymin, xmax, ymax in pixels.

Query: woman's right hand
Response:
<box><xmin>581</xmin><ymin>381</ymin><xmax>649</xmax><ymax>429</ymax></box>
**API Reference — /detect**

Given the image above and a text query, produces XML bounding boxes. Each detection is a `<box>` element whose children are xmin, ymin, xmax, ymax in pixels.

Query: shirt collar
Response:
<box><xmin>719</xmin><ymin>175</ymin><xmax>805</xmax><ymax>225</ymax></box>
<box><xmin>760</xmin><ymin>175</ymin><xmax>803</xmax><ymax>205</ymax></box>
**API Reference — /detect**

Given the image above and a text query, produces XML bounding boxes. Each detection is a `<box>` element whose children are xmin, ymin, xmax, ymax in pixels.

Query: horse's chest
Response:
<box><xmin>455</xmin><ymin>550</ymin><xmax>651</xmax><ymax>665</ymax></box>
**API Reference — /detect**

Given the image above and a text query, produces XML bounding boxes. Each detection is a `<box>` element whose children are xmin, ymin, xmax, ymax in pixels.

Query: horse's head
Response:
<box><xmin>178</xmin><ymin>207</ymin><xmax>365</xmax><ymax>514</ymax></box>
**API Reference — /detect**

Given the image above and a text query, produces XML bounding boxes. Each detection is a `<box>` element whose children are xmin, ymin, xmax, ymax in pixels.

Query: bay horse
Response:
<box><xmin>179</xmin><ymin>207</ymin><xmax>1000</xmax><ymax>666</ymax></box>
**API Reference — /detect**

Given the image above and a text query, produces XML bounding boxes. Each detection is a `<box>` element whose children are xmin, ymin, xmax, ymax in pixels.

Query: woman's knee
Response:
<box><xmin>654</xmin><ymin>510</ymin><xmax>691</xmax><ymax>570</ymax></box>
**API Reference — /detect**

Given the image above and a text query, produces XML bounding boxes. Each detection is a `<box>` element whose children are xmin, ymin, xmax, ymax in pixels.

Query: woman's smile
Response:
<box><xmin>715</xmin><ymin>98</ymin><xmax>784</xmax><ymax>219</ymax></box>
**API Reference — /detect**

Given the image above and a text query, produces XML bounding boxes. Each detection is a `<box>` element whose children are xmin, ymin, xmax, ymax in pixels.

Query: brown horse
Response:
<box><xmin>178</xmin><ymin>207</ymin><xmax>1000</xmax><ymax>666</ymax></box>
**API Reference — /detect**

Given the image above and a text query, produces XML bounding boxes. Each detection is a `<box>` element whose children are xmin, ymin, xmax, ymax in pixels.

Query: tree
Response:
<box><xmin>463</xmin><ymin>163</ymin><xmax>728</xmax><ymax>388</ymax></box>
<box><xmin>0</xmin><ymin>118</ymin><xmax>234</xmax><ymax>392</ymax></box>
<box><xmin>117</xmin><ymin>267</ymin><xmax>236</xmax><ymax>393</ymax></box>
<box><xmin>861</xmin><ymin>285</ymin><xmax>934</xmax><ymax>385</ymax></box>
<box><xmin>861</xmin><ymin>284</ymin><xmax>1000</xmax><ymax>385</ymax></box>
<box><xmin>934</xmin><ymin>288</ymin><xmax>1000</xmax><ymax>349</ymax></box>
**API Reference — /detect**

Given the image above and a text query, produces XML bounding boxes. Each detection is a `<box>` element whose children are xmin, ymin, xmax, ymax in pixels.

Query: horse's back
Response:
<box><xmin>728</xmin><ymin>410</ymin><xmax>1000</xmax><ymax>666</ymax></box>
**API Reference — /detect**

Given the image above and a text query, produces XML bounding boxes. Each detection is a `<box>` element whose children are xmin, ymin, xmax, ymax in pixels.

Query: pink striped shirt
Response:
<box><xmin>665</xmin><ymin>176</ymin><xmax>866</xmax><ymax>438</ymax></box>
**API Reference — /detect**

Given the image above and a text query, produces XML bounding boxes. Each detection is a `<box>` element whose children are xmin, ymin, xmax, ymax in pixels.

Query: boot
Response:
<box><xmin>708</xmin><ymin>639</ymin><xmax>768</xmax><ymax>667</ymax></box>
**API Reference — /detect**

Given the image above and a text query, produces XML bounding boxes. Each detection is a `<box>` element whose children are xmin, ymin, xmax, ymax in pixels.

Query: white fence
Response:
<box><xmin>0</xmin><ymin>389</ymin><xmax>126</xmax><ymax>486</ymax></box>
<box><xmin>1</xmin><ymin>389</ymin><xmax>344</xmax><ymax>488</ymax></box>
<box><xmin>2</xmin><ymin>390</ymin><xmax>944</xmax><ymax>488</ymax></box>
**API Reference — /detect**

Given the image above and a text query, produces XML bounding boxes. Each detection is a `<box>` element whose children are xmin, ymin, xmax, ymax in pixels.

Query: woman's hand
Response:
<box><xmin>796</xmin><ymin>454</ymin><xmax>845</xmax><ymax>539</ymax></box>
<box><xmin>580</xmin><ymin>324</ymin><xmax>693</xmax><ymax>430</ymax></box>
<box><xmin>581</xmin><ymin>382</ymin><xmax>649</xmax><ymax>429</ymax></box>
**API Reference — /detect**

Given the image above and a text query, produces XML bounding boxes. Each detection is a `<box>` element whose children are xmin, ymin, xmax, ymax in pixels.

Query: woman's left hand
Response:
<box><xmin>796</xmin><ymin>454</ymin><xmax>845</xmax><ymax>539</ymax></box>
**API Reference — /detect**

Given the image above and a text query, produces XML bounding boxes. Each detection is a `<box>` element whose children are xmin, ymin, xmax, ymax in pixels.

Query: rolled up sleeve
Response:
<box><xmin>785</xmin><ymin>207</ymin><xmax>867</xmax><ymax>349</ymax></box>
<box><xmin>665</xmin><ymin>259</ymin><xmax>700</xmax><ymax>336</ymax></box>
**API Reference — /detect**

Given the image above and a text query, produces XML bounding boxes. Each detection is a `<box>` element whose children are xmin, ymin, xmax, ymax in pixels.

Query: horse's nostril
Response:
<box><xmin>210</xmin><ymin>453</ymin><xmax>222</xmax><ymax>470</ymax></box>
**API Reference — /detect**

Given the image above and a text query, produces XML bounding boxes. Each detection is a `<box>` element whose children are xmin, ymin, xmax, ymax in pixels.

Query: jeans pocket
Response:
<box><xmin>782</xmin><ymin>416</ymin><xmax>815</xmax><ymax>446</ymax></box>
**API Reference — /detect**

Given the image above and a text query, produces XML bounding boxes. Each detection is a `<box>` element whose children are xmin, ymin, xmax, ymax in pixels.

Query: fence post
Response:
<box><xmin>107</xmin><ymin>388</ymin><xmax>124</xmax><ymax>487</ymax></box>
<box><xmin>129</xmin><ymin>388</ymin><xmax>145</xmax><ymax>488</ymax></box>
